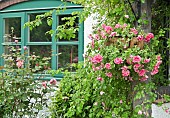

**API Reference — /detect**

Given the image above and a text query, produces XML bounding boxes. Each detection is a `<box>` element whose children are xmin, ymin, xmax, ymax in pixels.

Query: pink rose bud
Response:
<box><xmin>15</xmin><ymin>40</ymin><xmax>18</xmax><ymax>43</ymax></box>
<box><xmin>97</xmin><ymin>77</ymin><xmax>103</xmax><ymax>81</ymax></box>
<box><xmin>42</xmin><ymin>81</ymin><xmax>47</xmax><ymax>88</ymax></box>
<box><xmin>105</xmin><ymin>72</ymin><xmax>112</xmax><ymax>78</ymax></box>
<box><xmin>115</xmin><ymin>24</ymin><xmax>121</xmax><ymax>28</ymax></box>
<box><xmin>23</xmin><ymin>46</ymin><xmax>28</xmax><ymax>50</ymax></box>
<box><xmin>137</xmin><ymin>35</ymin><xmax>144</xmax><ymax>41</ymax></box>
<box><xmin>50</xmin><ymin>78</ymin><xmax>57</xmax><ymax>85</ymax></box>
<box><xmin>16</xmin><ymin>60</ymin><xmax>24</xmax><ymax>68</ymax></box>
<box><xmin>110</xmin><ymin>32</ymin><xmax>117</xmax><ymax>37</ymax></box>
<box><xmin>105</xmin><ymin>63</ymin><xmax>111</xmax><ymax>69</ymax></box>
<box><xmin>144</xmin><ymin>58</ymin><xmax>150</xmax><ymax>63</ymax></box>
<box><xmin>138</xmin><ymin>110</ymin><xmax>143</xmax><ymax>115</ymax></box>
<box><xmin>124</xmin><ymin>15</ymin><xmax>129</xmax><ymax>18</ymax></box>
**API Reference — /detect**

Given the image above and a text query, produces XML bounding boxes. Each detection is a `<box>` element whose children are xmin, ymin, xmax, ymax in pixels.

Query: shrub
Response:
<box><xmin>50</xmin><ymin>22</ymin><xmax>163</xmax><ymax>117</ymax></box>
<box><xmin>0</xmin><ymin>43</ymin><xmax>56</xmax><ymax>117</ymax></box>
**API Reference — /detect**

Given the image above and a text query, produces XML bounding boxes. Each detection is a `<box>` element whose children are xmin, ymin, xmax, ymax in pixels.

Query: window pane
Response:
<box><xmin>58</xmin><ymin>15</ymin><xmax>78</xmax><ymax>41</ymax></box>
<box><xmin>4</xmin><ymin>18</ymin><xmax>21</xmax><ymax>42</ymax></box>
<box><xmin>29</xmin><ymin>13</ymin><xmax>51</xmax><ymax>42</ymax></box>
<box><xmin>29</xmin><ymin>46</ymin><xmax>51</xmax><ymax>72</ymax></box>
<box><xmin>58</xmin><ymin>45</ymin><xmax>78</xmax><ymax>70</ymax></box>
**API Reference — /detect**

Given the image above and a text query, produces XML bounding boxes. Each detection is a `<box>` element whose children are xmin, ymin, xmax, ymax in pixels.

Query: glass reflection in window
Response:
<box><xmin>29</xmin><ymin>13</ymin><xmax>51</xmax><ymax>42</ymax></box>
<box><xmin>4</xmin><ymin>17</ymin><xmax>21</xmax><ymax>42</ymax></box>
<box><xmin>58</xmin><ymin>45</ymin><xmax>78</xmax><ymax>71</ymax></box>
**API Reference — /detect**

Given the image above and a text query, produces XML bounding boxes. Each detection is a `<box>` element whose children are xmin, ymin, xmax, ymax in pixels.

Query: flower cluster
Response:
<box><xmin>86</xmin><ymin>23</ymin><xmax>162</xmax><ymax>83</ymax></box>
<box><xmin>88</xmin><ymin>23</ymin><xmax>155</xmax><ymax>50</ymax></box>
<box><xmin>113</xmin><ymin>55</ymin><xmax>162</xmax><ymax>82</ymax></box>
<box><xmin>42</xmin><ymin>78</ymin><xmax>57</xmax><ymax>89</ymax></box>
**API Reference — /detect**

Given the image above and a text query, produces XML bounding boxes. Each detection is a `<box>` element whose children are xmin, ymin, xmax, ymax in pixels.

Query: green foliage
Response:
<box><xmin>151</xmin><ymin>0</ymin><xmax>170</xmax><ymax>86</ymax></box>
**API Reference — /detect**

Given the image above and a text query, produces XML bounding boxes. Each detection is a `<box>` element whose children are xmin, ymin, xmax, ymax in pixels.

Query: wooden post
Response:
<box><xmin>132</xmin><ymin>0</ymin><xmax>154</xmax><ymax>117</ymax></box>
<box><xmin>141</xmin><ymin>0</ymin><xmax>152</xmax><ymax>33</ymax></box>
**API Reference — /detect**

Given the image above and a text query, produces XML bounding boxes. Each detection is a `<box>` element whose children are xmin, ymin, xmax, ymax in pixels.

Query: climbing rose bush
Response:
<box><xmin>50</xmin><ymin>22</ymin><xmax>162</xmax><ymax>118</ymax></box>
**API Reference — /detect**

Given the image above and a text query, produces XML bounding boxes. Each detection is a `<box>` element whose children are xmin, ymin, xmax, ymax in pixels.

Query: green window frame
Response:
<box><xmin>0</xmin><ymin>1</ymin><xmax>84</xmax><ymax>80</ymax></box>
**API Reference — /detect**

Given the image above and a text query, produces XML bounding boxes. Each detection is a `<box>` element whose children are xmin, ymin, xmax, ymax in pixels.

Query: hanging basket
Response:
<box><xmin>105</xmin><ymin>36</ymin><xmax>144</xmax><ymax>50</ymax></box>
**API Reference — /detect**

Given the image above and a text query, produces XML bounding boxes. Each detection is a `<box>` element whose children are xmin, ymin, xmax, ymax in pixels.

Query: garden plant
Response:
<box><xmin>50</xmin><ymin>20</ymin><xmax>166</xmax><ymax>117</ymax></box>
<box><xmin>0</xmin><ymin>39</ymin><xmax>57</xmax><ymax>117</ymax></box>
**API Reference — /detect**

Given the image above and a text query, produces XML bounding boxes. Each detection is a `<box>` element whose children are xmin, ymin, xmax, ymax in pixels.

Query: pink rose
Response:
<box><xmin>114</xmin><ymin>57</ymin><xmax>123</xmax><ymax>64</ymax></box>
<box><xmin>91</xmin><ymin>39</ymin><xmax>94</xmax><ymax>48</ymax></box>
<box><xmin>126</xmin><ymin>58</ymin><xmax>132</xmax><ymax>64</ymax></box>
<box><xmin>140</xmin><ymin>77</ymin><xmax>148</xmax><ymax>81</ymax></box>
<box><xmin>110</xmin><ymin>32</ymin><xmax>117</xmax><ymax>37</ymax></box>
<box><xmin>95</xmin><ymin>34</ymin><xmax>100</xmax><ymax>40</ymax></box>
<box><xmin>133</xmin><ymin>64</ymin><xmax>141</xmax><ymax>72</ymax></box>
<box><xmin>147</xmin><ymin>33</ymin><xmax>154</xmax><ymax>39</ymax></box>
<box><xmin>92</xmin><ymin>65</ymin><xmax>102</xmax><ymax>71</ymax></box>
<box><xmin>129</xmin><ymin>77</ymin><xmax>133</xmax><ymax>81</ymax></box>
<box><xmin>157</xmin><ymin>55</ymin><xmax>161</xmax><ymax>61</ymax></box>
<box><xmin>91</xmin><ymin>54</ymin><xmax>103</xmax><ymax>64</ymax></box>
<box><xmin>132</xmin><ymin>55</ymin><xmax>141</xmax><ymax>63</ymax></box>
<box><xmin>122</xmin><ymin>70</ymin><xmax>130</xmax><ymax>77</ymax></box>
<box><xmin>123</xmin><ymin>23</ymin><xmax>127</xmax><ymax>28</ymax></box>
<box><xmin>42</xmin><ymin>81</ymin><xmax>47</xmax><ymax>88</ymax></box>
<box><xmin>144</xmin><ymin>58</ymin><xmax>150</xmax><ymax>63</ymax></box>
<box><xmin>92</xmin><ymin>65</ymin><xmax>97</xmax><ymax>71</ymax></box>
<box><xmin>50</xmin><ymin>78</ymin><xmax>57</xmax><ymax>85</ymax></box>
<box><xmin>130</xmin><ymin>28</ymin><xmax>138</xmax><ymax>35</ymax></box>
<box><xmin>16</xmin><ymin>60</ymin><xmax>24</xmax><ymax>68</ymax></box>
<box><xmin>100</xmin><ymin>63</ymin><xmax>104</xmax><ymax>68</ymax></box>
<box><xmin>156</xmin><ymin>60</ymin><xmax>162</xmax><ymax>67</ymax></box>
<box><xmin>138</xmin><ymin>69</ymin><xmax>147</xmax><ymax>76</ymax></box>
<box><xmin>151</xmin><ymin>69</ymin><xmax>159</xmax><ymax>75</ymax></box>
<box><xmin>96</xmin><ymin>66</ymin><xmax>101</xmax><ymax>70</ymax></box>
<box><xmin>101</xmin><ymin>31</ymin><xmax>106</xmax><ymax>39</ymax></box>
<box><xmin>105</xmin><ymin>72</ymin><xmax>112</xmax><ymax>77</ymax></box>
<box><xmin>115</xmin><ymin>24</ymin><xmax>121</xmax><ymax>28</ymax></box>
<box><xmin>144</xmin><ymin>37</ymin><xmax>150</xmax><ymax>42</ymax></box>
<box><xmin>137</xmin><ymin>35</ymin><xmax>144</xmax><ymax>41</ymax></box>
<box><xmin>97</xmin><ymin>77</ymin><xmax>103</xmax><ymax>81</ymax></box>
<box><xmin>124</xmin><ymin>15</ymin><xmax>129</xmax><ymax>18</ymax></box>
<box><xmin>88</xmin><ymin>34</ymin><xmax>93</xmax><ymax>40</ymax></box>
<box><xmin>133</xmin><ymin>64</ymin><xmax>141</xmax><ymax>69</ymax></box>
<box><xmin>138</xmin><ymin>110</ymin><xmax>143</xmax><ymax>115</ymax></box>
<box><xmin>121</xmin><ymin>66</ymin><xmax>128</xmax><ymax>70</ymax></box>
<box><xmin>23</xmin><ymin>46</ymin><xmax>28</xmax><ymax>50</ymax></box>
<box><xmin>165</xmin><ymin>109</ymin><xmax>169</xmax><ymax>113</ymax></box>
<box><xmin>144</xmin><ymin>33</ymin><xmax>154</xmax><ymax>42</ymax></box>
<box><xmin>102</xmin><ymin>24</ymin><xmax>106</xmax><ymax>29</ymax></box>
<box><xmin>104</xmin><ymin>26</ymin><xmax>113</xmax><ymax>33</ymax></box>
<box><xmin>105</xmin><ymin>63</ymin><xmax>111</xmax><ymax>69</ymax></box>
<box><xmin>15</xmin><ymin>40</ymin><xmax>18</xmax><ymax>43</ymax></box>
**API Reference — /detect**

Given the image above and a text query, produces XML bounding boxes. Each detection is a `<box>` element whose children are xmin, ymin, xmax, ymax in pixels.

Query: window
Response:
<box><xmin>25</xmin><ymin>13</ymin><xmax>83</xmax><ymax>73</ymax></box>
<box><xmin>0</xmin><ymin>0</ymin><xmax>84</xmax><ymax>80</ymax></box>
